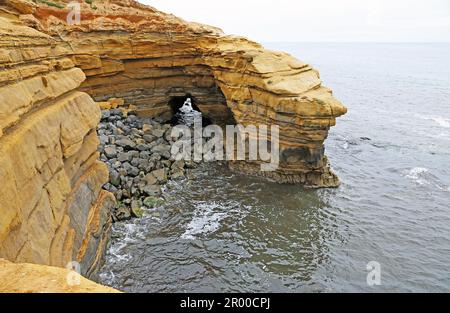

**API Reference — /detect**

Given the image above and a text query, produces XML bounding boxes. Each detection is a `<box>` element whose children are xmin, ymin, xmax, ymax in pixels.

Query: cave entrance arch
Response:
<box><xmin>168</xmin><ymin>94</ymin><xmax>213</xmax><ymax>127</ymax></box>
<box><xmin>169</xmin><ymin>94</ymin><xmax>201</xmax><ymax>114</ymax></box>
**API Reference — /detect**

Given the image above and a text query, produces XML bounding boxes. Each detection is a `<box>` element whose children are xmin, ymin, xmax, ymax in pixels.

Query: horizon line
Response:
<box><xmin>260</xmin><ymin>41</ymin><xmax>450</xmax><ymax>44</ymax></box>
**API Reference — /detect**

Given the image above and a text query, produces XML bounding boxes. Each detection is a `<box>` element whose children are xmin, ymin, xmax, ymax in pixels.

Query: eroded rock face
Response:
<box><xmin>0</xmin><ymin>11</ymin><xmax>114</xmax><ymax>277</ymax></box>
<box><xmin>6</xmin><ymin>0</ymin><xmax>347</xmax><ymax>188</ymax></box>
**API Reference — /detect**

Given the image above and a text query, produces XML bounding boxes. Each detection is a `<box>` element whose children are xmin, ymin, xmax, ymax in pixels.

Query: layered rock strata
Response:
<box><xmin>0</xmin><ymin>11</ymin><xmax>114</xmax><ymax>278</ymax></box>
<box><xmin>7</xmin><ymin>0</ymin><xmax>347</xmax><ymax>188</ymax></box>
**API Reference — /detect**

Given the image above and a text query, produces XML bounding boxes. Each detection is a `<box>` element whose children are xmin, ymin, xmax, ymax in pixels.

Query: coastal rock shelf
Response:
<box><xmin>6</xmin><ymin>0</ymin><xmax>347</xmax><ymax>188</ymax></box>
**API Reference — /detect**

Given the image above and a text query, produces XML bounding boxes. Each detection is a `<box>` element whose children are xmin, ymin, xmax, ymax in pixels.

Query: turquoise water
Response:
<box><xmin>99</xmin><ymin>43</ymin><xmax>450</xmax><ymax>292</ymax></box>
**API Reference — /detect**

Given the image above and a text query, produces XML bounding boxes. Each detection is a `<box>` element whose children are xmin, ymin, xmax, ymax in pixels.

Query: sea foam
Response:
<box><xmin>181</xmin><ymin>202</ymin><xmax>228</xmax><ymax>240</ymax></box>
<box><xmin>403</xmin><ymin>167</ymin><xmax>430</xmax><ymax>186</ymax></box>
<box><xmin>431</xmin><ymin>117</ymin><xmax>450</xmax><ymax>128</ymax></box>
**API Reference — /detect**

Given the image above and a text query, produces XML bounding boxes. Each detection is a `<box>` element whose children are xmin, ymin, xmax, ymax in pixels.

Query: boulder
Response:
<box><xmin>104</xmin><ymin>145</ymin><xmax>117</xmax><ymax>159</ymax></box>
<box><xmin>118</xmin><ymin>152</ymin><xmax>132</xmax><ymax>162</ymax></box>
<box><xmin>152</xmin><ymin>128</ymin><xmax>165</xmax><ymax>138</ymax></box>
<box><xmin>122</xmin><ymin>162</ymin><xmax>139</xmax><ymax>177</ymax></box>
<box><xmin>142</xmin><ymin>124</ymin><xmax>153</xmax><ymax>134</ymax></box>
<box><xmin>142</xmin><ymin>185</ymin><xmax>162</xmax><ymax>197</ymax></box>
<box><xmin>170</xmin><ymin>168</ymin><xmax>185</xmax><ymax>180</ymax></box>
<box><xmin>143</xmin><ymin>134</ymin><xmax>157</xmax><ymax>143</ymax></box>
<box><xmin>144</xmin><ymin>173</ymin><xmax>158</xmax><ymax>186</ymax></box>
<box><xmin>115</xmin><ymin>138</ymin><xmax>136</xmax><ymax>150</ymax></box>
<box><xmin>110</xmin><ymin>170</ymin><xmax>121</xmax><ymax>187</ymax></box>
<box><xmin>151</xmin><ymin>168</ymin><xmax>168</xmax><ymax>184</ymax></box>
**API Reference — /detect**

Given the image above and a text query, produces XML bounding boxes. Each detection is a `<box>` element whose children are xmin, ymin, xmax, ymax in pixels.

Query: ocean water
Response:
<box><xmin>98</xmin><ymin>43</ymin><xmax>450</xmax><ymax>292</ymax></box>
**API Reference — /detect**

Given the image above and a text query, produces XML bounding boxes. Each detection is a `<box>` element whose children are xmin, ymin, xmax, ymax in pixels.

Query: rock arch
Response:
<box><xmin>9</xmin><ymin>0</ymin><xmax>347</xmax><ymax>187</ymax></box>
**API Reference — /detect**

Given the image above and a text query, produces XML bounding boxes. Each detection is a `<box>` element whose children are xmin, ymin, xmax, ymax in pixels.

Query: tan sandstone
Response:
<box><xmin>0</xmin><ymin>8</ymin><xmax>114</xmax><ymax>280</ymax></box>
<box><xmin>6</xmin><ymin>0</ymin><xmax>347</xmax><ymax>188</ymax></box>
<box><xmin>0</xmin><ymin>259</ymin><xmax>119</xmax><ymax>293</ymax></box>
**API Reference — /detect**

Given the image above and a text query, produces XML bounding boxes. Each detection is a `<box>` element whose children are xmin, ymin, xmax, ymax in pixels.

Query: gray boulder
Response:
<box><xmin>152</xmin><ymin>128</ymin><xmax>165</xmax><ymax>138</ymax></box>
<box><xmin>118</xmin><ymin>152</ymin><xmax>132</xmax><ymax>162</ymax></box>
<box><xmin>104</xmin><ymin>146</ymin><xmax>117</xmax><ymax>159</ymax></box>
<box><xmin>151</xmin><ymin>168</ymin><xmax>168</xmax><ymax>184</ymax></box>
<box><xmin>116</xmin><ymin>138</ymin><xmax>136</xmax><ymax>150</ymax></box>
<box><xmin>142</xmin><ymin>185</ymin><xmax>162</xmax><ymax>197</ymax></box>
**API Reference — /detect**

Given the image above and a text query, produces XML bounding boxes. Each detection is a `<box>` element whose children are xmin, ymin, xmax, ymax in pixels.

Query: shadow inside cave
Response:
<box><xmin>168</xmin><ymin>94</ymin><xmax>212</xmax><ymax>127</ymax></box>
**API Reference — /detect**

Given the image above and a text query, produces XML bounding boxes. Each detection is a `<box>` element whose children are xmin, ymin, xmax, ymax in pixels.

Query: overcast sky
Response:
<box><xmin>140</xmin><ymin>0</ymin><xmax>450</xmax><ymax>42</ymax></box>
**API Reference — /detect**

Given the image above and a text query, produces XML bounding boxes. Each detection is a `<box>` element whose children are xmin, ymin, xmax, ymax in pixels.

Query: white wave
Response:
<box><xmin>418</xmin><ymin>115</ymin><xmax>450</xmax><ymax>128</ymax></box>
<box><xmin>438</xmin><ymin>186</ymin><xmax>450</xmax><ymax>192</ymax></box>
<box><xmin>122</xmin><ymin>223</ymin><xmax>144</xmax><ymax>242</ymax></box>
<box><xmin>181</xmin><ymin>202</ymin><xmax>228</xmax><ymax>240</ymax></box>
<box><xmin>436</xmin><ymin>184</ymin><xmax>450</xmax><ymax>192</ymax></box>
<box><xmin>403</xmin><ymin>167</ymin><xmax>430</xmax><ymax>186</ymax></box>
<box><xmin>179</xmin><ymin>98</ymin><xmax>193</xmax><ymax>114</ymax></box>
<box><xmin>99</xmin><ymin>270</ymin><xmax>116</xmax><ymax>286</ymax></box>
<box><xmin>105</xmin><ymin>223</ymin><xmax>142</xmax><ymax>264</ymax></box>
<box><xmin>108</xmin><ymin>241</ymin><xmax>132</xmax><ymax>263</ymax></box>
<box><xmin>431</xmin><ymin>117</ymin><xmax>450</xmax><ymax>128</ymax></box>
<box><xmin>402</xmin><ymin>167</ymin><xmax>450</xmax><ymax>192</ymax></box>
<box><xmin>176</xmin><ymin>98</ymin><xmax>203</xmax><ymax>127</ymax></box>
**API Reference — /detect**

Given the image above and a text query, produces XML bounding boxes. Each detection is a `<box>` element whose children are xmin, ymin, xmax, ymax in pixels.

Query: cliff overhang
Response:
<box><xmin>7</xmin><ymin>0</ymin><xmax>347</xmax><ymax>188</ymax></box>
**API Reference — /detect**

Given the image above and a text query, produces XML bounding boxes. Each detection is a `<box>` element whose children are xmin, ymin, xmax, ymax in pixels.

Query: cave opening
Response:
<box><xmin>169</xmin><ymin>94</ymin><xmax>212</xmax><ymax>127</ymax></box>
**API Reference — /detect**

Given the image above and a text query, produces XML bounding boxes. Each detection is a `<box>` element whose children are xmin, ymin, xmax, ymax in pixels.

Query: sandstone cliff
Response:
<box><xmin>0</xmin><ymin>7</ymin><xmax>114</xmax><ymax>278</ymax></box>
<box><xmin>6</xmin><ymin>0</ymin><xmax>347</xmax><ymax>187</ymax></box>
<box><xmin>0</xmin><ymin>0</ymin><xmax>347</xmax><ymax>292</ymax></box>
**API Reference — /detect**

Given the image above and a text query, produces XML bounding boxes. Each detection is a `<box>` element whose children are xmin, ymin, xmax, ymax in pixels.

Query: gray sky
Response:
<box><xmin>140</xmin><ymin>0</ymin><xmax>450</xmax><ymax>42</ymax></box>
